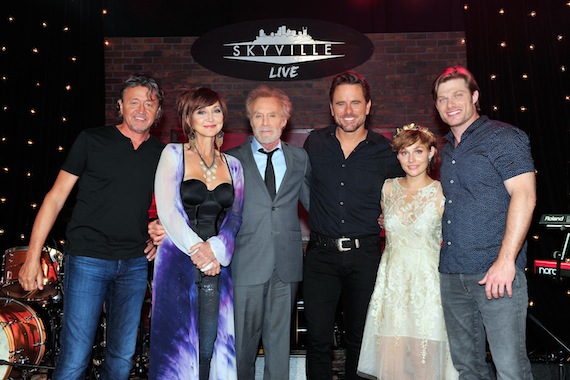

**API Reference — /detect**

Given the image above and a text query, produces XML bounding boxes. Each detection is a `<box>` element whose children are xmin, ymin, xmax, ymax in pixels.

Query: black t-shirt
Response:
<box><xmin>303</xmin><ymin>126</ymin><xmax>403</xmax><ymax>238</ymax></box>
<box><xmin>62</xmin><ymin>125</ymin><xmax>164</xmax><ymax>260</ymax></box>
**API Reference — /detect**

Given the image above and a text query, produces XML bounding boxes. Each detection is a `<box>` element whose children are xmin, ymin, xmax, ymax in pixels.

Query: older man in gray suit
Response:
<box><xmin>227</xmin><ymin>86</ymin><xmax>310</xmax><ymax>380</ymax></box>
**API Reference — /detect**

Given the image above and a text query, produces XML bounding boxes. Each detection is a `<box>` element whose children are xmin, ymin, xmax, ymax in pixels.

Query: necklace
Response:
<box><xmin>195</xmin><ymin>147</ymin><xmax>217</xmax><ymax>183</ymax></box>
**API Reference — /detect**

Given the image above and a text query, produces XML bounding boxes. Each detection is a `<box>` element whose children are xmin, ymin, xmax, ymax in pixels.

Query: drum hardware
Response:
<box><xmin>0</xmin><ymin>360</ymin><xmax>54</xmax><ymax>370</ymax></box>
<box><xmin>0</xmin><ymin>360</ymin><xmax>54</xmax><ymax>380</ymax></box>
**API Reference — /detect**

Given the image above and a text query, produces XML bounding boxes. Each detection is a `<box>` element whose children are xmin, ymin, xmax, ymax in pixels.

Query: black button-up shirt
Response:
<box><xmin>303</xmin><ymin>125</ymin><xmax>404</xmax><ymax>238</ymax></box>
<box><xmin>439</xmin><ymin>116</ymin><xmax>535</xmax><ymax>274</ymax></box>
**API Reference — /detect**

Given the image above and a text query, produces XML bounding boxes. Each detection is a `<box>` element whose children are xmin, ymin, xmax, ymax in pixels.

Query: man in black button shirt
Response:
<box><xmin>303</xmin><ymin>71</ymin><xmax>403</xmax><ymax>380</ymax></box>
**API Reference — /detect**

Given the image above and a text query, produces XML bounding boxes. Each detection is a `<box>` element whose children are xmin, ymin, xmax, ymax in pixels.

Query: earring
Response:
<box><xmin>428</xmin><ymin>157</ymin><xmax>432</xmax><ymax>162</ymax></box>
<box><xmin>188</xmin><ymin>129</ymin><xmax>196</xmax><ymax>141</ymax></box>
<box><xmin>216</xmin><ymin>131</ymin><xmax>224</xmax><ymax>139</ymax></box>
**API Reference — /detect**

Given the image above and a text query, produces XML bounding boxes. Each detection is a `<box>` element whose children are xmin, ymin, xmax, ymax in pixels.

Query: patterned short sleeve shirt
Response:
<box><xmin>439</xmin><ymin>116</ymin><xmax>535</xmax><ymax>274</ymax></box>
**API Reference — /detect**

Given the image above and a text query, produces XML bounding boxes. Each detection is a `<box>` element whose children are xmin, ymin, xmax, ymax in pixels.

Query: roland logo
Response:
<box><xmin>544</xmin><ymin>215</ymin><xmax>565</xmax><ymax>222</ymax></box>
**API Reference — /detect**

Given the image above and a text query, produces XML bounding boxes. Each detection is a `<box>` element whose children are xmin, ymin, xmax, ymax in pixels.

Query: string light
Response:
<box><xmin>522</xmin><ymin>73</ymin><xmax>528</xmax><ymax>80</ymax></box>
<box><xmin>499</xmin><ymin>41</ymin><xmax>507</xmax><ymax>48</ymax></box>
<box><xmin>499</xmin><ymin>9</ymin><xmax>505</xmax><ymax>15</ymax></box>
<box><xmin>520</xmin><ymin>106</ymin><xmax>528</xmax><ymax>112</ymax></box>
<box><xmin>528</xmin><ymin>44</ymin><xmax>535</xmax><ymax>50</ymax></box>
<box><xmin>529</xmin><ymin>11</ymin><xmax>537</xmax><ymax>17</ymax></box>
<box><xmin>492</xmin><ymin>105</ymin><xmax>499</xmax><ymax>111</ymax></box>
<box><xmin>490</xmin><ymin>74</ymin><xmax>497</xmax><ymax>80</ymax></box>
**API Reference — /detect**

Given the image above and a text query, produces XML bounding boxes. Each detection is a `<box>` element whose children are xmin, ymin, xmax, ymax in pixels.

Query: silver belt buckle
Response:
<box><xmin>336</xmin><ymin>237</ymin><xmax>352</xmax><ymax>252</ymax></box>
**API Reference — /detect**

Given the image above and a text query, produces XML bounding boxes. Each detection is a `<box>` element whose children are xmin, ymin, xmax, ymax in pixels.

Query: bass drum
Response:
<box><xmin>0</xmin><ymin>297</ymin><xmax>47</xmax><ymax>380</ymax></box>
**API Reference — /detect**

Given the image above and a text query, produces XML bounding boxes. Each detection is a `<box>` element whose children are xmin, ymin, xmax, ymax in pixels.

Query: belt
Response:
<box><xmin>310</xmin><ymin>233</ymin><xmax>378</xmax><ymax>253</ymax></box>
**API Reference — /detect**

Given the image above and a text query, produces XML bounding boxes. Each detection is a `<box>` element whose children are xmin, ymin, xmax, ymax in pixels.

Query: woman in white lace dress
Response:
<box><xmin>357</xmin><ymin>124</ymin><xmax>458</xmax><ymax>380</ymax></box>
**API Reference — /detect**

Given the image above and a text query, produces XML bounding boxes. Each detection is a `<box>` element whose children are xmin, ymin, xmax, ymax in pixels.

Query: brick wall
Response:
<box><xmin>104</xmin><ymin>31</ymin><xmax>466</xmax><ymax>149</ymax></box>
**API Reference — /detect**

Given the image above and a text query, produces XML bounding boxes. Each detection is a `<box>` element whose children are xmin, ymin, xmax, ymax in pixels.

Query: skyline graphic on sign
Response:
<box><xmin>223</xmin><ymin>25</ymin><xmax>345</xmax><ymax>64</ymax></box>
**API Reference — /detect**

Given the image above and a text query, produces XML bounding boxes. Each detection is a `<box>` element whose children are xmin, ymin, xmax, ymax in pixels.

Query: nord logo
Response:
<box><xmin>537</xmin><ymin>267</ymin><xmax>557</xmax><ymax>276</ymax></box>
<box><xmin>191</xmin><ymin>19</ymin><xmax>373</xmax><ymax>81</ymax></box>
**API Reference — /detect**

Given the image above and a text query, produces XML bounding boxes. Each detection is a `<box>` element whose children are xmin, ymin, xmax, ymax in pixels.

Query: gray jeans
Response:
<box><xmin>440</xmin><ymin>268</ymin><xmax>533</xmax><ymax>380</ymax></box>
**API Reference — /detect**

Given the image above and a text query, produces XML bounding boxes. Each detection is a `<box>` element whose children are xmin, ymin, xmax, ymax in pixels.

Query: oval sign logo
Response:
<box><xmin>191</xmin><ymin>19</ymin><xmax>374</xmax><ymax>81</ymax></box>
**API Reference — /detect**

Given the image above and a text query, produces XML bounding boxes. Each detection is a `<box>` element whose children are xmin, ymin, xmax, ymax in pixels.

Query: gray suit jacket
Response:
<box><xmin>227</xmin><ymin>136</ymin><xmax>310</xmax><ymax>285</ymax></box>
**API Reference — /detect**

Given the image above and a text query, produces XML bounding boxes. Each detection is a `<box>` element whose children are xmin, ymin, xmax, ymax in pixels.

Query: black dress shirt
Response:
<box><xmin>303</xmin><ymin>125</ymin><xmax>404</xmax><ymax>238</ymax></box>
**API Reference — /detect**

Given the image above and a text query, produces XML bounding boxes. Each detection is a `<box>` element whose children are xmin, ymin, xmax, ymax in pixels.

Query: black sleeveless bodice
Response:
<box><xmin>180</xmin><ymin>179</ymin><xmax>234</xmax><ymax>240</ymax></box>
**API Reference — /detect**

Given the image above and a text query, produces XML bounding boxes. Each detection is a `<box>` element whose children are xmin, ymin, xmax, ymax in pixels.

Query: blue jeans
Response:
<box><xmin>303</xmin><ymin>237</ymin><xmax>380</xmax><ymax>380</ymax></box>
<box><xmin>52</xmin><ymin>254</ymin><xmax>148</xmax><ymax>380</ymax></box>
<box><xmin>440</xmin><ymin>268</ymin><xmax>533</xmax><ymax>380</ymax></box>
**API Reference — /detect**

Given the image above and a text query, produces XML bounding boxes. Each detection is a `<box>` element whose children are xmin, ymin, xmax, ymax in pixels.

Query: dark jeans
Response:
<box><xmin>303</xmin><ymin>236</ymin><xmax>381</xmax><ymax>380</ymax></box>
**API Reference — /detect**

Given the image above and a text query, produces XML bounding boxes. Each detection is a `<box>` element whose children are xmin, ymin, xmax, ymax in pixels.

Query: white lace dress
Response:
<box><xmin>357</xmin><ymin>178</ymin><xmax>458</xmax><ymax>380</ymax></box>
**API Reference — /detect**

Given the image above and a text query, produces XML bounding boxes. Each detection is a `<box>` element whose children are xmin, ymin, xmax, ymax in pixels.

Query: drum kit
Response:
<box><xmin>0</xmin><ymin>246</ymin><xmax>152</xmax><ymax>380</ymax></box>
<box><xmin>0</xmin><ymin>246</ymin><xmax>62</xmax><ymax>380</ymax></box>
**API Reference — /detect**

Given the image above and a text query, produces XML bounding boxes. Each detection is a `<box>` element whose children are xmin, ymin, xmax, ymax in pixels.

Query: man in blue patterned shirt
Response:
<box><xmin>433</xmin><ymin>66</ymin><xmax>536</xmax><ymax>379</ymax></box>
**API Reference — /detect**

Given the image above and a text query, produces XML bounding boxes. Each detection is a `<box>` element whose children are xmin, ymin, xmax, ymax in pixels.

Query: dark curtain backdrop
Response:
<box><xmin>463</xmin><ymin>0</ymin><xmax>570</xmax><ymax>358</ymax></box>
<box><xmin>0</xmin><ymin>0</ymin><xmax>105</xmax><ymax>249</ymax></box>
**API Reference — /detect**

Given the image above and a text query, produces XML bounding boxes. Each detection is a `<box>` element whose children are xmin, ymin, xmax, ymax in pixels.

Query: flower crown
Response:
<box><xmin>394</xmin><ymin>123</ymin><xmax>435</xmax><ymax>139</ymax></box>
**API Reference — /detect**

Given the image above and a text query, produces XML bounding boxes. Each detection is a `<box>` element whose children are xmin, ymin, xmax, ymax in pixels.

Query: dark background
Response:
<box><xmin>103</xmin><ymin>0</ymin><xmax>465</xmax><ymax>37</ymax></box>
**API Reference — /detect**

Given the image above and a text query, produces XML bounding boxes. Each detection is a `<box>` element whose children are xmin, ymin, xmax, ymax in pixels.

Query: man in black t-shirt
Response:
<box><xmin>19</xmin><ymin>75</ymin><xmax>165</xmax><ymax>380</ymax></box>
